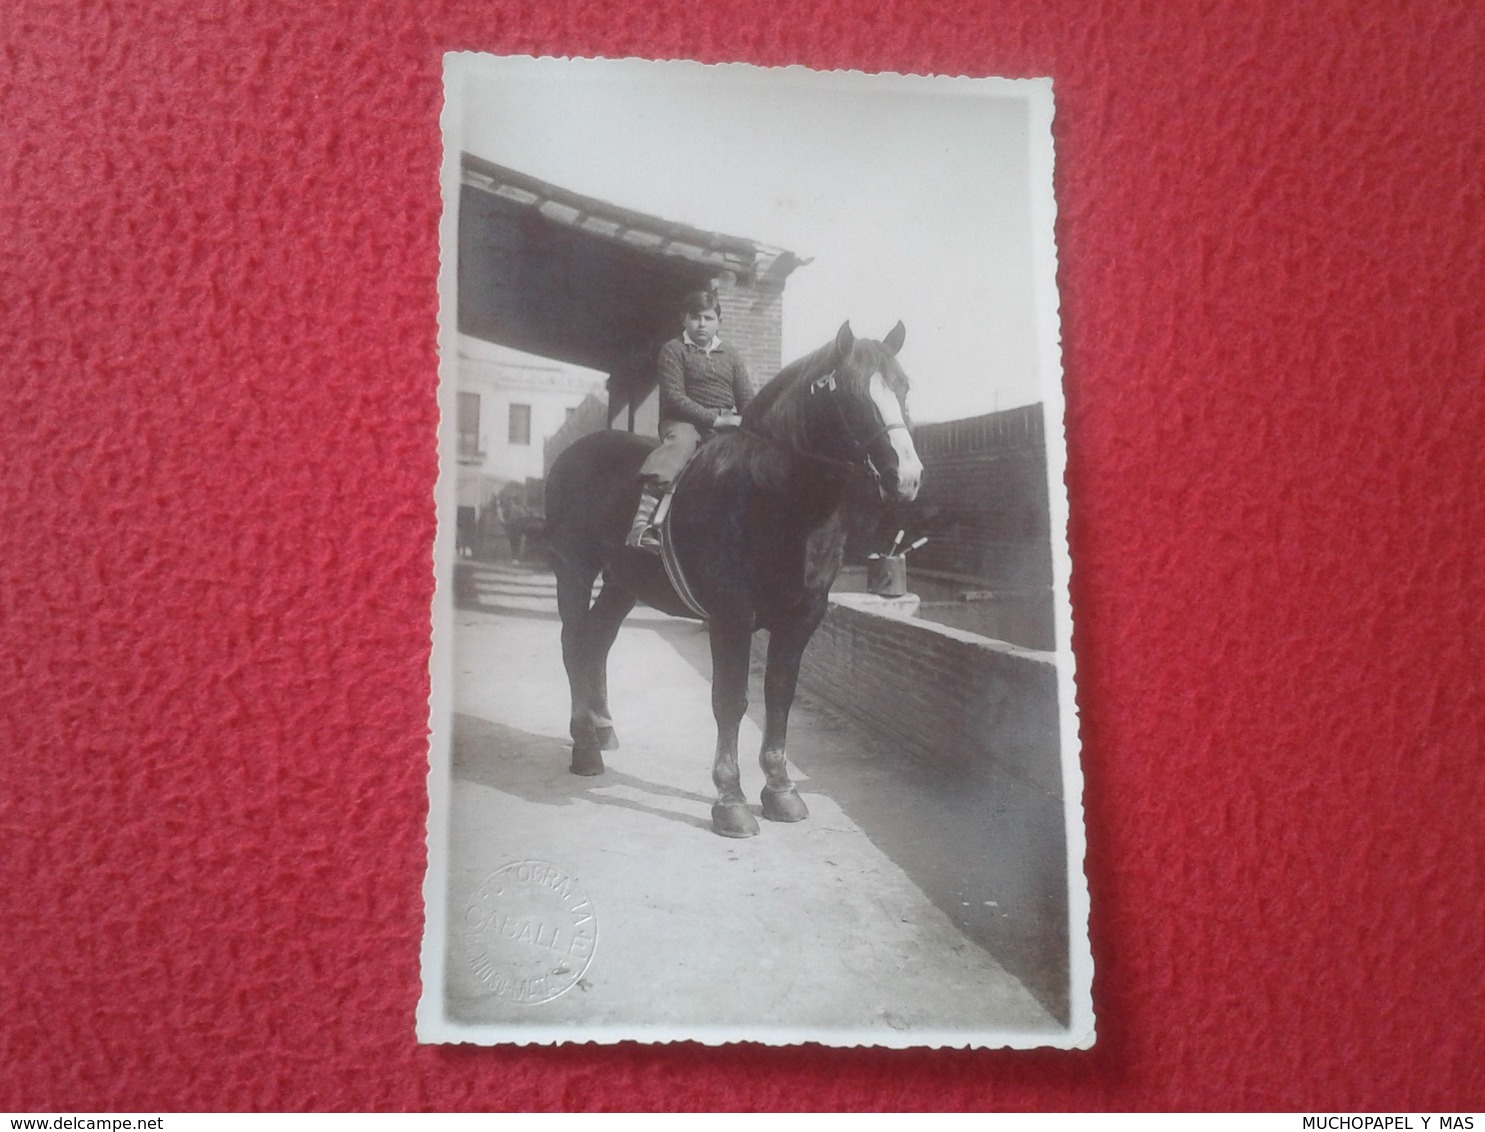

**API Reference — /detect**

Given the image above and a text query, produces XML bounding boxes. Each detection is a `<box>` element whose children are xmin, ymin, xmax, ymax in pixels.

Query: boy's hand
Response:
<box><xmin>713</xmin><ymin>412</ymin><xmax>742</xmax><ymax>430</ymax></box>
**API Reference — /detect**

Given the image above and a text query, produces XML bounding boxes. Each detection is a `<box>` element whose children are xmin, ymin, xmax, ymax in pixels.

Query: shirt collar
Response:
<box><xmin>683</xmin><ymin>331</ymin><xmax>724</xmax><ymax>354</ymax></box>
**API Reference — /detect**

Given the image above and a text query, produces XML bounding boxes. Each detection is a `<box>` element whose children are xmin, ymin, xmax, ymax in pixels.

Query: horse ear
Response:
<box><xmin>835</xmin><ymin>321</ymin><xmax>855</xmax><ymax>360</ymax></box>
<box><xmin>883</xmin><ymin>321</ymin><xmax>906</xmax><ymax>356</ymax></box>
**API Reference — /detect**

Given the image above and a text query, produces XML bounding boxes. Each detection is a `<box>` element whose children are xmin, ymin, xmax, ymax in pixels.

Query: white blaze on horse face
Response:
<box><xmin>868</xmin><ymin>372</ymin><xmax>922</xmax><ymax>502</ymax></box>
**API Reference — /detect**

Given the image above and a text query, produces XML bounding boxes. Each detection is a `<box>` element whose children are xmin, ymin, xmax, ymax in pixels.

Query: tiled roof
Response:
<box><xmin>461</xmin><ymin>154</ymin><xmax>803</xmax><ymax>282</ymax></box>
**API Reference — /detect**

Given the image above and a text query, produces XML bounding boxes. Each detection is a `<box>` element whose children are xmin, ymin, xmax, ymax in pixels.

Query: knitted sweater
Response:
<box><xmin>657</xmin><ymin>336</ymin><xmax>753</xmax><ymax>429</ymax></box>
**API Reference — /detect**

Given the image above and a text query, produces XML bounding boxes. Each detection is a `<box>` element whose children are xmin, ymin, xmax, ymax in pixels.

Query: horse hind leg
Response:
<box><xmin>555</xmin><ymin>560</ymin><xmax>607</xmax><ymax>776</ymax></box>
<box><xmin>586</xmin><ymin>578</ymin><xmax>636</xmax><ymax>753</ymax></box>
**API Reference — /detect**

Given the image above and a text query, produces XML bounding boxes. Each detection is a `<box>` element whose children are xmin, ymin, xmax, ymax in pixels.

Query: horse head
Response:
<box><xmin>817</xmin><ymin>321</ymin><xmax>923</xmax><ymax>503</ymax></box>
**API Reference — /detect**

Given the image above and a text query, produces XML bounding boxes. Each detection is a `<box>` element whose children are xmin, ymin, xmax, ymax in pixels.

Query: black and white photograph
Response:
<box><xmin>421</xmin><ymin>53</ymin><xmax>1091</xmax><ymax>1048</ymax></box>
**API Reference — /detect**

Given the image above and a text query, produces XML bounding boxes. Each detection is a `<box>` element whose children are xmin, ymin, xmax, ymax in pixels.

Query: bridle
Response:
<box><xmin>742</xmin><ymin>368</ymin><xmax>909</xmax><ymax>481</ymax></box>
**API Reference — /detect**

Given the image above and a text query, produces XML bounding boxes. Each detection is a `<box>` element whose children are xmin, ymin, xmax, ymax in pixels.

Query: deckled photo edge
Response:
<box><xmin>421</xmin><ymin>54</ymin><xmax>1092</xmax><ymax>1049</ymax></box>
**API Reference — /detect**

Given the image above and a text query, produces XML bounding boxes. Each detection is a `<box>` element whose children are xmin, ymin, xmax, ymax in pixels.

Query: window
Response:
<box><xmin>457</xmin><ymin>392</ymin><xmax>481</xmax><ymax>460</ymax></box>
<box><xmin>508</xmin><ymin>403</ymin><xmax>531</xmax><ymax>445</ymax></box>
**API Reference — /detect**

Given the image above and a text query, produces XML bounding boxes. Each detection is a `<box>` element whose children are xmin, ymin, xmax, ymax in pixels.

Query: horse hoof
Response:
<box><xmin>711</xmin><ymin>803</ymin><xmax>760</xmax><ymax>839</ymax></box>
<box><xmin>761</xmin><ymin>787</ymin><xmax>809</xmax><ymax>823</ymax></box>
<box><xmin>570</xmin><ymin>746</ymin><xmax>605</xmax><ymax>776</ymax></box>
<box><xmin>596</xmin><ymin>725</ymin><xmax>620</xmax><ymax>751</ymax></box>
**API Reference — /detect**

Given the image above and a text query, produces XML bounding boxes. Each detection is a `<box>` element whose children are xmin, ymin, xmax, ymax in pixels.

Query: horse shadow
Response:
<box><xmin>452</xmin><ymin>712</ymin><xmax>719</xmax><ymax>833</ymax></box>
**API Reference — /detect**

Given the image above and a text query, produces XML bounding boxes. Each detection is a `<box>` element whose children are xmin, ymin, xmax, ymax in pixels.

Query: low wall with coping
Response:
<box><xmin>755</xmin><ymin>592</ymin><xmax>1071</xmax><ymax>1014</ymax></box>
<box><xmin>798</xmin><ymin>594</ymin><xmax>1063</xmax><ymax>798</ymax></box>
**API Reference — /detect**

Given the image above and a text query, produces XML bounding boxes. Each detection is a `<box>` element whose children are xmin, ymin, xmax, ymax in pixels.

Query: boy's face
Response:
<box><xmin>684</xmin><ymin>308</ymin><xmax>720</xmax><ymax>344</ymax></box>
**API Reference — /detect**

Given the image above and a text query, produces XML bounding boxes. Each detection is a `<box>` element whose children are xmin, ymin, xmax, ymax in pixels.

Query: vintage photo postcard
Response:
<box><xmin>420</xmin><ymin>53</ymin><xmax>1092</xmax><ymax>1048</ymax></box>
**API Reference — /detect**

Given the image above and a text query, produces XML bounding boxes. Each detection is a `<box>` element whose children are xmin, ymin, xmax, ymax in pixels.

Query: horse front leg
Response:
<box><xmin>758</xmin><ymin>621</ymin><xmax>811</xmax><ymax>823</ymax></box>
<box><xmin>708</xmin><ymin>619</ymin><xmax>760</xmax><ymax>838</ymax></box>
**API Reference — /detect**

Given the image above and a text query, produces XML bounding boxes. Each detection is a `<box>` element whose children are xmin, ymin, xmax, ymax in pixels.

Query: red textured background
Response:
<box><xmin>3</xmin><ymin>0</ymin><xmax>1482</xmax><ymax>1113</ymax></box>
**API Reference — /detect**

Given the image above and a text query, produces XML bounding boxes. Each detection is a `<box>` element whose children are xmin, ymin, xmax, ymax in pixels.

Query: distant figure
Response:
<box><xmin>627</xmin><ymin>288</ymin><xmax>752</xmax><ymax>551</ymax></box>
<box><xmin>456</xmin><ymin>505</ymin><xmax>477</xmax><ymax>558</ymax></box>
<box><xmin>456</xmin><ymin>467</ymin><xmax>482</xmax><ymax>558</ymax></box>
<box><xmin>499</xmin><ymin>496</ymin><xmax>529</xmax><ymax>562</ymax></box>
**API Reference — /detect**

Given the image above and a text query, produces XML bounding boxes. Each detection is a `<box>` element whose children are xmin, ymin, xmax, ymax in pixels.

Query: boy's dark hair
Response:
<box><xmin>680</xmin><ymin>288</ymin><xmax>722</xmax><ymax>319</ymax></box>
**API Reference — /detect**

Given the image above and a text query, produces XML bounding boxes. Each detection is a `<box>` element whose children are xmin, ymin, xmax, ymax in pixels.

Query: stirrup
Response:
<box><xmin>628</xmin><ymin>526</ymin><xmax>662</xmax><ymax>553</ymax></box>
<box><xmin>627</xmin><ymin>486</ymin><xmax>664</xmax><ymax>552</ymax></box>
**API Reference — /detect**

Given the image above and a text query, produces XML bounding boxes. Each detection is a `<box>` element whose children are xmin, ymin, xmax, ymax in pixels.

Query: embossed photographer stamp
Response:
<box><xmin>461</xmin><ymin>860</ymin><xmax>597</xmax><ymax>1005</ymax></box>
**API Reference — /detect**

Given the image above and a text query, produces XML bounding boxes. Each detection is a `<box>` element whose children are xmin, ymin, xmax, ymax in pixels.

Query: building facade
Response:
<box><xmin>455</xmin><ymin>337</ymin><xmax>604</xmax><ymax>548</ymax></box>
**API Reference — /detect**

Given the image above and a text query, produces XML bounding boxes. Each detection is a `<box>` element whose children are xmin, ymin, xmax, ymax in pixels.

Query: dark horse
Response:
<box><xmin>544</xmin><ymin>322</ymin><xmax>923</xmax><ymax>838</ymax></box>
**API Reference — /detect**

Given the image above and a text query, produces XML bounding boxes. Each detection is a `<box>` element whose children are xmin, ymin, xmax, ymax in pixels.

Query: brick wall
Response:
<box><xmin>908</xmin><ymin>404</ymin><xmax>1052</xmax><ymax>588</ymax></box>
<box><xmin>713</xmin><ymin>275</ymin><xmax>785</xmax><ymax>396</ymax></box>
<box><xmin>792</xmin><ymin>597</ymin><xmax>1063</xmax><ymax>795</ymax></box>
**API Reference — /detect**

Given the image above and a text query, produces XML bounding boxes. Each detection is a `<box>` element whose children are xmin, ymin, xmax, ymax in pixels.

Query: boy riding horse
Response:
<box><xmin>627</xmin><ymin>288</ymin><xmax>752</xmax><ymax>551</ymax></box>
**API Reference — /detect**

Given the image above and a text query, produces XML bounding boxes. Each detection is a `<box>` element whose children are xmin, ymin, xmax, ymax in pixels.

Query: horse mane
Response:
<box><xmin>741</xmin><ymin>338</ymin><xmax>840</xmax><ymax>436</ymax></box>
<box><xmin>742</xmin><ymin>333</ymin><xmax>900</xmax><ymax>447</ymax></box>
<box><xmin>693</xmin><ymin>330</ymin><xmax>899</xmax><ymax>490</ymax></box>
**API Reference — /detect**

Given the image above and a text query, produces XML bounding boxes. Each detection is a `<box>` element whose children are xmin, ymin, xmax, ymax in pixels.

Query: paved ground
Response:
<box><xmin>438</xmin><ymin>559</ymin><xmax>1060</xmax><ymax>1046</ymax></box>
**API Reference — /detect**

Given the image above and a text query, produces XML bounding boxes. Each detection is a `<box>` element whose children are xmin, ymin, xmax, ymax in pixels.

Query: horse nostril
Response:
<box><xmin>882</xmin><ymin>469</ymin><xmax>919</xmax><ymax>503</ymax></box>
